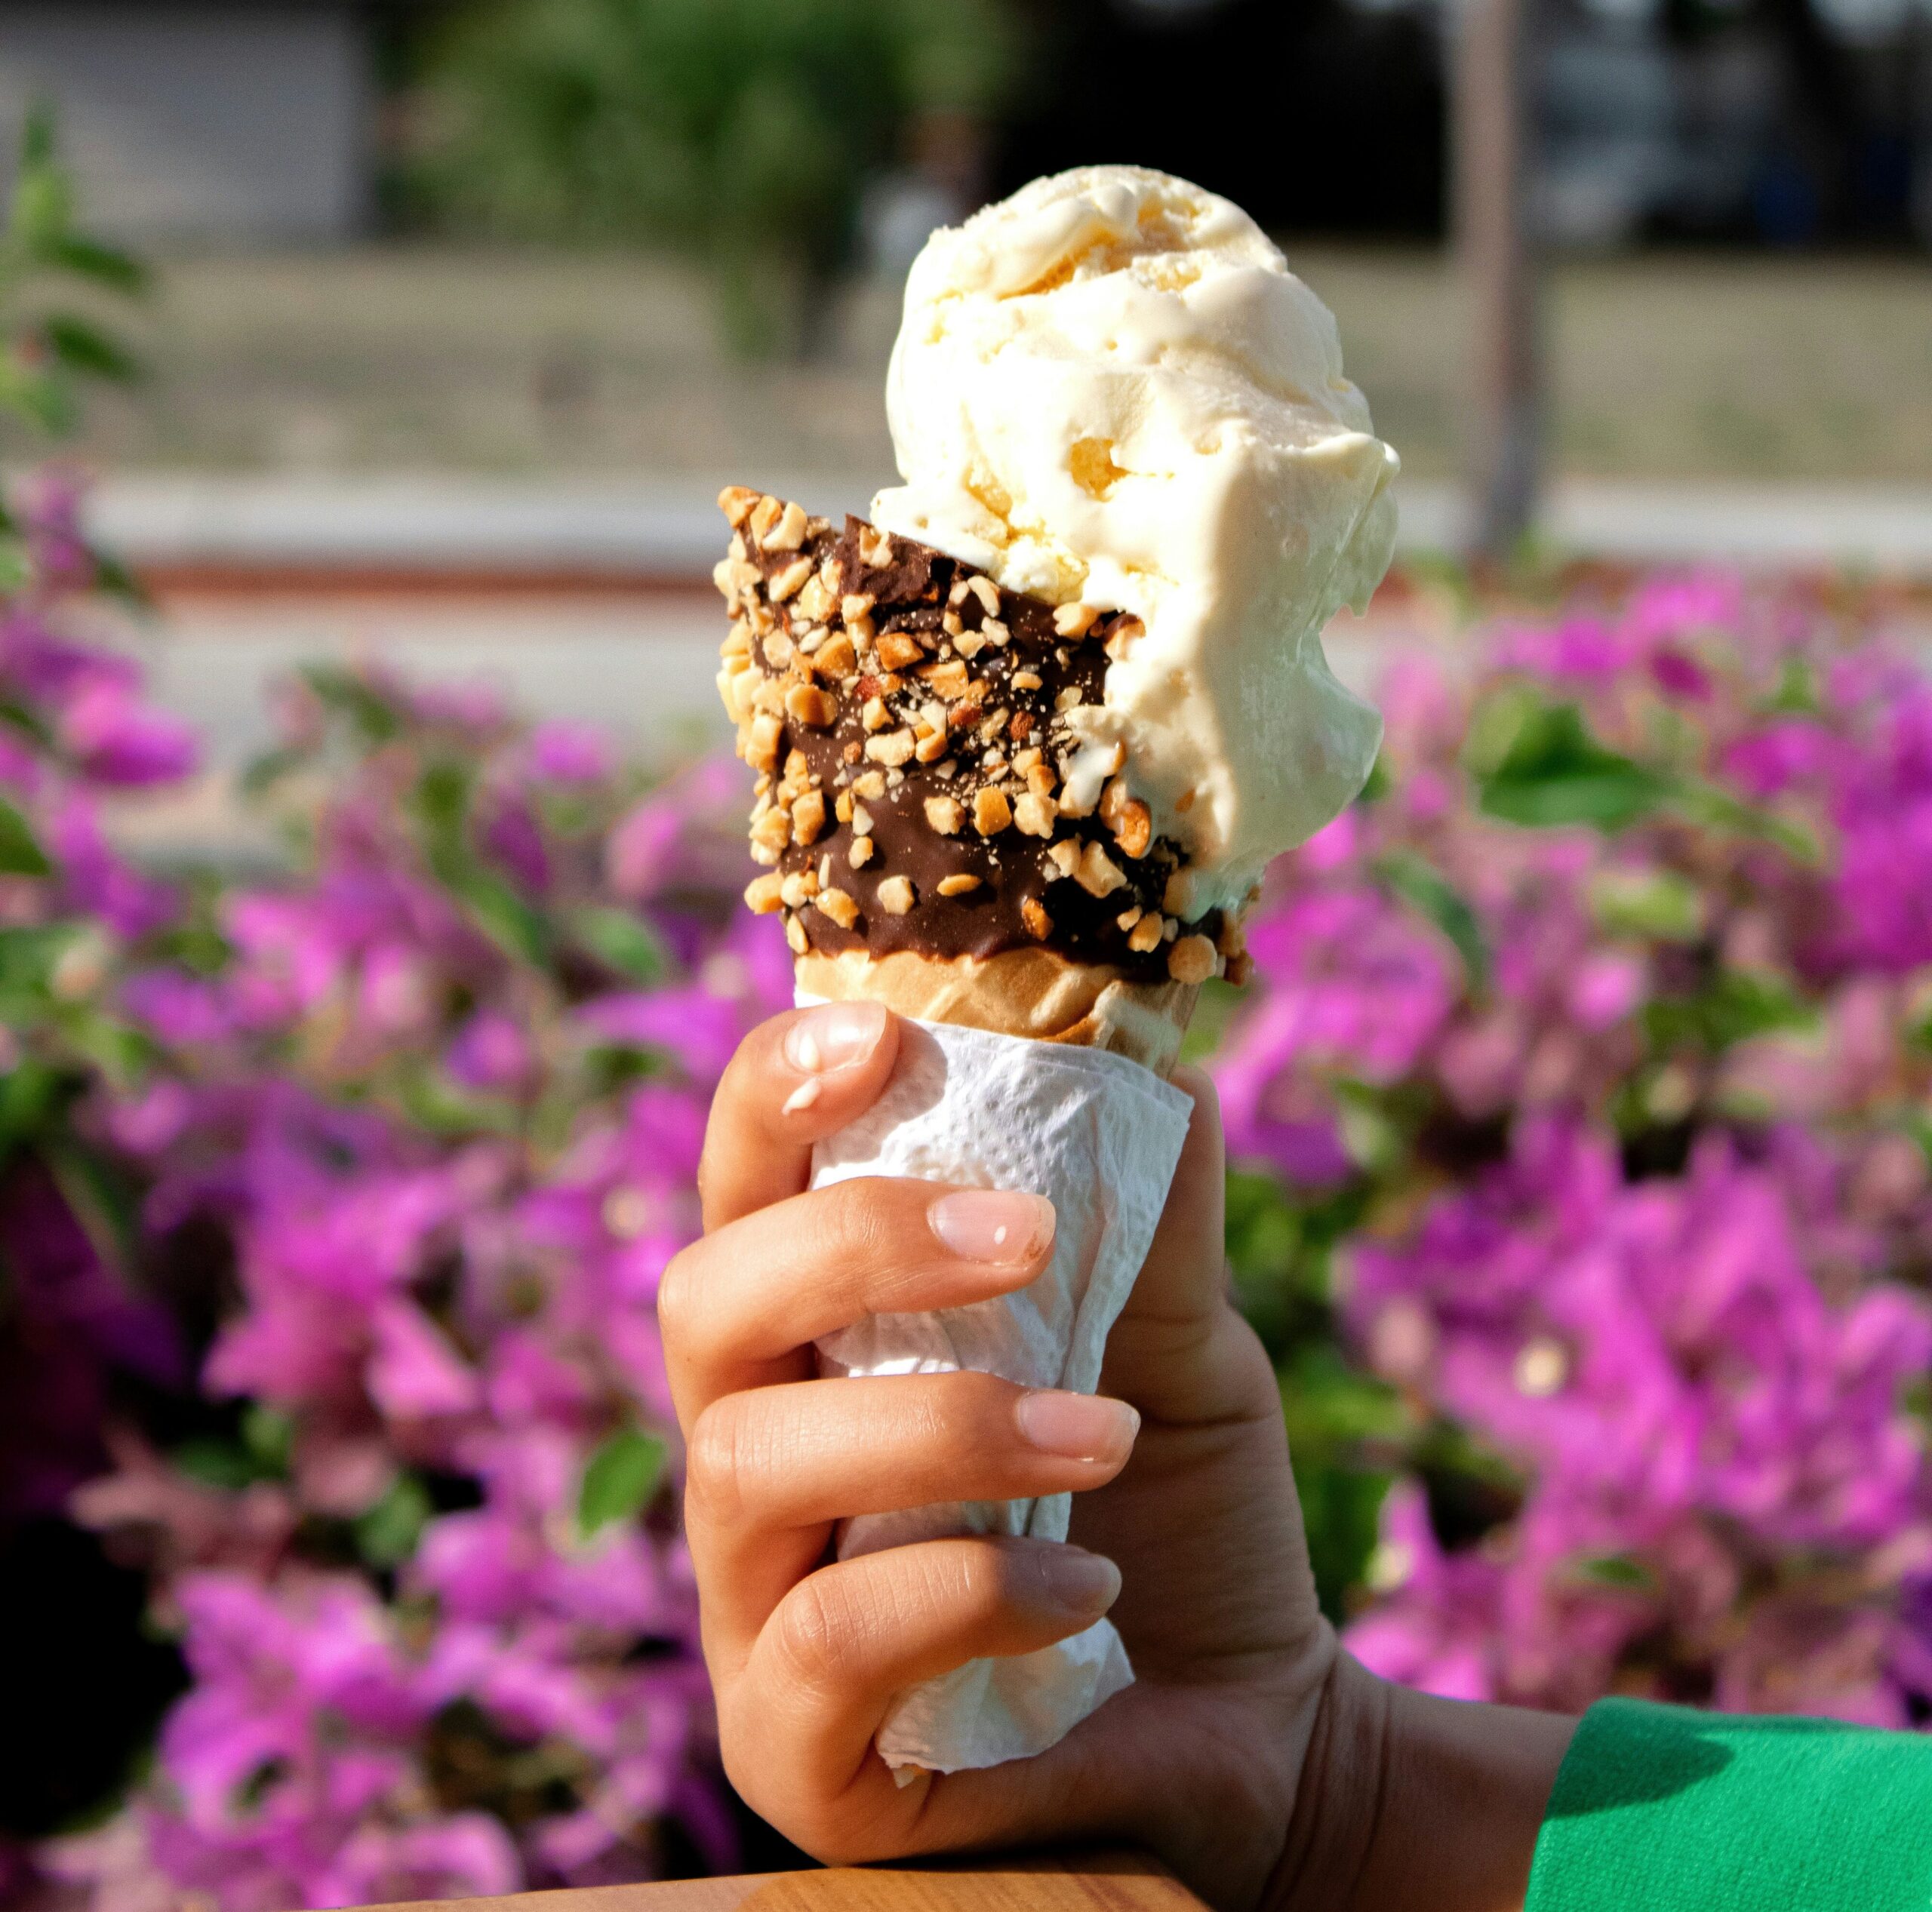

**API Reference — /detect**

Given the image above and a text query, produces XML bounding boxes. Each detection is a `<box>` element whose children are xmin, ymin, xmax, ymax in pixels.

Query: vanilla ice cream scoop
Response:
<box><xmin>872</xmin><ymin>165</ymin><xmax>1398</xmax><ymax>915</ymax></box>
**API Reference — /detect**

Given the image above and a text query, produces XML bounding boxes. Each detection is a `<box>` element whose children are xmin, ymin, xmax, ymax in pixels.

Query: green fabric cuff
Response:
<box><xmin>1526</xmin><ymin>1697</ymin><xmax>1932</xmax><ymax>1912</ymax></box>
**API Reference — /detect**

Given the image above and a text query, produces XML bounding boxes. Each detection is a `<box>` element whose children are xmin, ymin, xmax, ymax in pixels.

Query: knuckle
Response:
<box><xmin>655</xmin><ymin>1246</ymin><xmax>696</xmax><ymax>1345</ymax></box>
<box><xmin>768</xmin><ymin>1571</ymin><xmax>857</xmax><ymax>1695</ymax></box>
<box><xmin>684</xmin><ymin>1399</ymin><xmax>751</xmax><ymax>1529</ymax></box>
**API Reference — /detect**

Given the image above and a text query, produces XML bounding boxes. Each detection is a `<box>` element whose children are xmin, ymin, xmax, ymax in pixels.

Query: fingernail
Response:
<box><xmin>783</xmin><ymin>1001</ymin><xmax>886</xmax><ymax>1077</ymax></box>
<box><xmin>1016</xmin><ymin>1391</ymin><xmax>1140</xmax><ymax>1465</ymax></box>
<box><xmin>928</xmin><ymin>1189</ymin><xmax>1055</xmax><ymax>1264</ymax></box>
<box><xmin>1029</xmin><ymin>1547</ymin><xmax>1122</xmax><ymax>1618</ymax></box>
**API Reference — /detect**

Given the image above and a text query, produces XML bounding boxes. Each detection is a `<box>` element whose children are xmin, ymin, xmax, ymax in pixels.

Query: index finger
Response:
<box><xmin>699</xmin><ymin>999</ymin><xmax>899</xmax><ymax>1230</ymax></box>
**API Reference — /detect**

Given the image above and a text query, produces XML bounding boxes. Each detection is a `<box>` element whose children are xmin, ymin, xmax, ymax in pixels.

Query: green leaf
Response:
<box><xmin>0</xmin><ymin>798</ymin><xmax>51</xmax><ymax>876</ymax></box>
<box><xmin>41</xmin><ymin>235</ymin><xmax>148</xmax><ymax>294</ymax></box>
<box><xmin>448</xmin><ymin>866</ymin><xmax>551</xmax><ymax>967</ymax></box>
<box><xmin>18</xmin><ymin>101</ymin><xmax>57</xmax><ymax>173</ymax></box>
<box><xmin>1644</xmin><ymin>968</ymin><xmax>1817</xmax><ymax>1053</ymax></box>
<box><xmin>578</xmin><ymin>1428</ymin><xmax>668</xmax><ymax>1539</ymax></box>
<box><xmin>42</xmin><ymin>315</ymin><xmax>139</xmax><ymax>382</ymax></box>
<box><xmin>301</xmin><ymin>664</ymin><xmax>402</xmax><ymax>745</ymax></box>
<box><xmin>1669</xmin><ymin>779</ymin><xmax>1820</xmax><ymax>866</ymax></box>
<box><xmin>570</xmin><ymin>905</ymin><xmax>669</xmax><ymax>985</ymax></box>
<box><xmin>1475</xmin><ymin>702</ymin><xmax>1673</xmax><ymax>832</ymax></box>
<box><xmin>1589</xmin><ymin>867</ymin><xmax>1706</xmax><ymax>943</ymax></box>
<box><xmin>171</xmin><ymin>1438</ymin><xmax>264</xmax><ymax>1492</ymax></box>
<box><xmin>356</xmin><ymin>1474</ymin><xmax>434</xmax><ymax>1567</ymax></box>
<box><xmin>1375</xmin><ymin>851</ymin><xmax>1491</xmax><ymax>991</ymax></box>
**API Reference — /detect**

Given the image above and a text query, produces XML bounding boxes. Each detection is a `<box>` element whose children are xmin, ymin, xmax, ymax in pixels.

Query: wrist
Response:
<box><xmin>1259</xmin><ymin>1657</ymin><xmax>1577</xmax><ymax>1912</ymax></box>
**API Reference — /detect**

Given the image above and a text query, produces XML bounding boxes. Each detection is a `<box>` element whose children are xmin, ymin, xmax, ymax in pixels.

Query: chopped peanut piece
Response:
<box><xmin>980</xmin><ymin>618</ymin><xmax>1010</xmax><ymax>648</ymax></box>
<box><xmin>749</xmin><ymin>804</ymin><xmax>790</xmax><ymax>862</ymax></box>
<box><xmin>1053</xmin><ymin>601</ymin><xmax>1100</xmax><ymax>638</ymax></box>
<box><xmin>848</xmin><ymin>835</ymin><xmax>875</xmax><ymax>868</ymax></box>
<box><xmin>967</xmin><ymin>576</ymin><xmax>999</xmax><ymax>617</ymax></box>
<box><xmin>1011</xmin><ymin>669</ymin><xmax>1042</xmax><ymax>691</ymax></box>
<box><xmin>1026</xmin><ymin>764</ymin><xmax>1057</xmax><ymax>801</ymax></box>
<box><xmin>765</xmin><ymin>500</ymin><xmax>808</xmax><ymax>552</ymax></box>
<box><xmin>1116</xmin><ymin>905</ymin><xmax>1143</xmax><ymax>930</ymax></box>
<box><xmin>877</xmin><ymin>632</ymin><xmax>925</xmax><ymax>671</ymax></box>
<box><xmin>937</xmin><ymin>874</ymin><xmax>981</xmax><ymax>898</ymax></box>
<box><xmin>794</xmin><ymin>575</ymin><xmax>832</xmax><ymax>623</ymax></box>
<box><xmin>878</xmin><ymin>875</ymin><xmax>915</xmax><ymax>915</ymax></box>
<box><xmin>974</xmin><ymin>788</ymin><xmax>1013</xmax><ymax>836</ymax></box>
<box><xmin>1105</xmin><ymin>616</ymin><xmax>1146</xmax><ymax>662</ymax></box>
<box><xmin>780</xmin><ymin>871</ymin><xmax>817</xmax><ymax>909</ymax></box>
<box><xmin>923</xmin><ymin>658</ymin><xmax>971</xmax><ymax>701</ymax></box>
<box><xmin>1128</xmin><ymin>913</ymin><xmax>1165</xmax><ymax>954</ymax></box>
<box><xmin>814</xmin><ymin>888</ymin><xmax>860</xmax><ymax>930</ymax></box>
<box><xmin>1168</xmin><ymin>933</ymin><xmax>1218</xmax><ymax>983</ymax></box>
<box><xmin>770</xmin><ymin>557</ymin><xmax>812</xmax><ymax>601</ymax></box>
<box><xmin>1021</xmin><ymin>897</ymin><xmax>1052</xmax><ymax>939</ymax></box>
<box><xmin>924</xmin><ymin>795</ymin><xmax>964</xmax><ymax>835</ymax></box>
<box><xmin>746</xmin><ymin>712</ymin><xmax>783</xmax><ymax>775</ymax></box>
<box><xmin>1045</xmin><ymin>840</ymin><xmax>1081</xmax><ymax>879</ymax></box>
<box><xmin>861</xmin><ymin>696</ymin><xmax>890</xmax><ymax>732</ymax></box>
<box><xmin>783</xmin><ymin>911</ymin><xmax>809</xmax><ymax>954</ymax></box>
<box><xmin>841</xmin><ymin>592</ymin><xmax>875</xmax><ymax>623</ymax></box>
<box><xmin>914</xmin><ymin>729</ymin><xmax>949</xmax><ymax>764</ymax></box>
<box><xmin>743</xmin><ymin>872</ymin><xmax>785</xmax><ymax>914</ymax></box>
<box><xmin>749</xmin><ymin>495</ymin><xmax>782</xmax><ymax>545</ymax></box>
<box><xmin>791</xmin><ymin>789</ymin><xmax>827</xmax><ymax>847</ymax></box>
<box><xmin>1075</xmin><ymin>841</ymin><xmax>1128</xmax><ymax>899</ymax></box>
<box><xmin>1013</xmin><ymin>792</ymin><xmax>1057</xmax><ymax>838</ymax></box>
<box><xmin>833</xmin><ymin>790</ymin><xmax>854</xmax><ymax>823</ymax></box>
<box><xmin>854</xmin><ymin>770</ymin><xmax>887</xmax><ymax>800</ymax></box>
<box><xmin>813</xmin><ymin>632</ymin><xmax>857</xmax><ymax>679</ymax></box>
<box><xmin>718</xmin><ymin>485</ymin><xmax>761</xmax><ymax>527</ymax></box>
<box><xmin>866</xmin><ymin>728</ymin><xmax>916</xmax><ymax>767</ymax></box>
<box><xmin>857</xmin><ymin>524</ymin><xmax>894</xmax><ymax>568</ymax></box>
<box><xmin>786</xmin><ymin>682</ymin><xmax>836</xmax><ymax>729</ymax></box>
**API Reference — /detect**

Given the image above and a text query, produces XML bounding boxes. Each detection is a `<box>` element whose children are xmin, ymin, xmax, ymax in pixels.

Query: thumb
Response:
<box><xmin>1103</xmin><ymin>1066</ymin><xmax>1263</xmax><ymax>1423</ymax></box>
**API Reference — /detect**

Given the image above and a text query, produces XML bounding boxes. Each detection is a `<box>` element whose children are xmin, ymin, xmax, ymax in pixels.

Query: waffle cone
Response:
<box><xmin>795</xmin><ymin>947</ymin><xmax>1198</xmax><ymax>1077</ymax></box>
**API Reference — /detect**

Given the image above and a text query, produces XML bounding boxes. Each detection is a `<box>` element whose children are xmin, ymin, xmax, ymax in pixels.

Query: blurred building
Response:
<box><xmin>0</xmin><ymin>1</ymin><xmax>398</xmax><ymax>241</ymax></box>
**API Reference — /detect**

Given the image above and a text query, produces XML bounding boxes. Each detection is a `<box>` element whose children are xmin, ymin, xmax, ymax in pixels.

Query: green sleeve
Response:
<box><xmin>1525</xmin><ymin>1697</ymin><xmax>1932</xmax><ymax>1912</ymax></box>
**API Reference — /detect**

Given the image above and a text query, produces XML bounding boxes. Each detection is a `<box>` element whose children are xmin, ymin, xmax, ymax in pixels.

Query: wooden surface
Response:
<box><xmin>359</xmin><ymin>1850</ymin><xmax>1207</xmax><ymax>1912</ymax></box>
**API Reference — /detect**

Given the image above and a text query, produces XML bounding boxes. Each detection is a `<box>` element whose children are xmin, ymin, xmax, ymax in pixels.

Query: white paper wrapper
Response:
<box><xmin>802</xmin><ymin>1001</ymin><xmax>1195</xmax><ymax>1774</ymax></box>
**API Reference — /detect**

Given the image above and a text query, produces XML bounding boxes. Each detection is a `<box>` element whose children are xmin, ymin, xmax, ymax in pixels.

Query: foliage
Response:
<box><xmin>1218</xmin><ymin>576</ymin><xmax>1932</xmax><ymax>1722</ymax></box>
<box><xmin>414</xmin><ymin>0</ymin><xmax>1023</xmax><ymax>353</ymax></box>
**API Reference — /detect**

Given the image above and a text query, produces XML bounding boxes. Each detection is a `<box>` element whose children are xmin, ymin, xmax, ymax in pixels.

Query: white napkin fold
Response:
<box><xmin>804</xmin><ymin>1005</ymin><xmax>1194</xmax><ymax>1774</ymax></box>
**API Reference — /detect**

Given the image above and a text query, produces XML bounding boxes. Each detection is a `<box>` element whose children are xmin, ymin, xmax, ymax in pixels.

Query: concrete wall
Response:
<box><xmin>0</xmin><ymin>4</ymin><xmax>372</xmax><ymax>241</ymax></box>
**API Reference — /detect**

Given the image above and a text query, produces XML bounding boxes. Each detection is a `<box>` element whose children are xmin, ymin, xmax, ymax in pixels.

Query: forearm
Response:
<box><xmin>1265</xmin><ymin>1652</ymin><xmax>1576</xmax><ymax>1912</ymax></box>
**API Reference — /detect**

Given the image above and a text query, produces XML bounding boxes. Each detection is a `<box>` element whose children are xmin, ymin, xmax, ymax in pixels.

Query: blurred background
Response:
<box><xmin>2</xmin><ymin>4</ymin><xmax>1932</xmax><ymax>1910</ymax></box>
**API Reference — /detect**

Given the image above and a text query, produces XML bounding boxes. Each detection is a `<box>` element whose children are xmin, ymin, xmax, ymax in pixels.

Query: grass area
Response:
<box><xmin>65</xmin><ymin>244</ymin><xmax>1932</xmax><ymax>484</ymax></box>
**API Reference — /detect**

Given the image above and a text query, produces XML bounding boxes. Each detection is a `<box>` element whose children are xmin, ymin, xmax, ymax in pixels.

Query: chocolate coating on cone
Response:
<box><xmin>715</xmin><ymin>490</ymin><xmax>1242</xmax><ymax>985</ymax></box>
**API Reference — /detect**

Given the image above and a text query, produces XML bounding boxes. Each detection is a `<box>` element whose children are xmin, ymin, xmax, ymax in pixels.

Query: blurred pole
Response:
<box><xmin>1455</xmin><ymin>0</ymin><xmax>1543</xmax><ymax>561</ymax></box>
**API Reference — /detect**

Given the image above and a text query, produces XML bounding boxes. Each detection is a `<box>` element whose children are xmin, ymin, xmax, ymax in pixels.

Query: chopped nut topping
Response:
<box><xmin>785</xmin><ymin>911</ymin><xmax>809</xmax><ymax>954</ymax></box>
<box><xmin>1013</xmin><ymin>792</ymin><xmax>1057</xmax><ymax>838</ymax></box>
<box><xmin>1075</xmin><ymin>841</ymin><xmax>1128</xmax><ymax>899</ymax></box>
<box><xmin>770</xmin><ymin>556</ymin><xmax>812</xmax><ymax>601</ymax></box>
<box><xmin>924</xmin><ymin>658</ymin><xmax>971</xmax><ymax>701</ymax></box>
<box><xmin>1046</xmin><ymin>840</ymin><xmax>1081</xmax><ymax>879</ymax></box>
<box><xmin>841</xmin><ymin>592</ymin><xmax>875</xmax><ymax>623</ymax></box>
<box><xmin>813</xmin><ymin>631</ymin><xmax>857</xmax><ymax>680</ymax></box>
<box><xmin>1105</xmin><ymin>616</ymin><xmax>1146</xmax><ymax>662</ymax></box>
<box><xmin>1054</xmin><ymin>685</ymin><xmax>1084</xmax><ymax>713</ymax></box>
<box><xmin>848</xmin><ymin>835</ymin><xmax>875</xmax><ymax>868</ymax></box>
<box><xmin>878</xmin><ymin>875</ymin><xmax>916</xmax><ymax>915</ymax></box>
<box><xmin>954</xmin><ymin>629</ymin><xmax>984</xmax><ymax>659</ymax></box>
<box><xmin>718</xmin><ymin>485</ymin><xmax>760</xmax><ymax>527</ymax></box>
<box><xmin>834</xmin><ymin>790</ymin><xmax>854</xmax><ymax>824</ymax></box>
<box><xmin>877</xmin><ymin>632</ymin><xmax>925</xmax><ymax>671</ymax></box>
<box><xmin>924</xmin><ymin>795</ymin><xmax>964</xmax><ymax>835</ymax></box>
<box><xmin>1168</xmin><ymin>933</ymin><xmax>1219</xmax><ymax>984</ymax></box>
<box><xmin>915</xmin><ymin>728</ymin><xmax>949</xmax><ymax>764</ymax></box>
<box><xmin>854</xmin><ymin>770</ymin><xmax>887</xmax><ymax>799</ymax></box>
<box><xmin>948</xmin><ymin>579</ymin><xmax>973</xmax><ymax>607</ymax></box>
<box><xmin>762</xmin><ymin>629</ymin><xmax>795</xmax><ymax>669</ymax></box>
<box><xmin>791</xmin><ymin>789</ymin><xmax>827</xmax><ymax>847</ymax></box>
<box><xmin>1128</xmin><ymin>912</ymin><xmax>1166</xmax><ymax>954</ymax></box>
<box><xmin>967</xmin><ymin>576</ymin><xmax>1000</xmax><ymax>617</ymax></box>
<box><xmin>974</xmin><ymin>788</ymin><xmax>1013</xmax><ymax>836</ymax></box>
<box><xmin>1026</xmin><ymin>763</ymin><xmax>1057</xmax><ymax>800</ymax></box>
<box><xmin>1011</xmin><ymin>669</ymin><xmax>1042</xmax><ymax>690</ymax></box>
<box><xmin>1100</xmin><ymin>777</ymin><xmax>1153</xmax><ymax>858</ymax></box>
<box><xmin>1020</xmin><ymin>896</ymin><xmax>1052</xmax><ymax>939</ymax></box>
<box><xmin>1162</xmin><ymin>869</ymin><xmax>1198</xmax><ymax>918</ymax></box>
<box><xmin>1116</xmin><ymin>905</ymin><xmax>1143</xmax><ymax>930</ymax></box>
<box><xmin>937</xmin><ymin>874</ymin><xmax>981</xmax><ymax>897</ymax></box>
<box><xmin>765</xmin><ymin>500</ymin><xmax>808</xmax><ymax>552</ymax></box>
<box><xmin>1010</xmin><ymin>711</ymin><xmax>1034</xmax><ymax>742</ymax></box>
<box><xmin>857</xmin><ymin>524</ymin><xmax>894</xmax><ymax>568</ymax></box>
<box><xmin>780</xmin><ymin>871</ymin><xmax>817</xmax><ymax>908</ymax></box>
<box><xmin>866</xmin><ymin>727</ymin><xmax>915</xmax><ymax>767</ymax></box>
<box><xmin>846</xmin><ymin>803</ymin><xmax>872</xmax><ymax>835</ymax></box>
<box><xmin>1053</xmin><ymin>601</ymin><xmax>1100</xmax><ymax>638</ymax></box>
<box><xmin>749</xmin><ymin>494</ymin><xmax>783</xmax><ymax>545</ymax></box>
<box><xmin>795</xmin><ymin>574</ymin><xmax>833</xmax><ymax>623</ymax></box>
<box><xmin>815</xmin><ymin>887</ymin><xmax>860</xmax><ymax>930</ymax></box>
<box><xmin>861</xmin><ymin>696</ymin><xmax>889</xmax><ymax>732</ymax></box>
<box><xmin>980</xmin><ymin>617</ymin><xmax>1010</xmax><ymax>647</ymax></box>
<box><xmin>746</xmin><ymin>711</ymin><xmax>783</xmax><ymax>775</ymax></box>
<box><xmin>786</xmin><ymin>682</ymin><xmax>836</xmax><ymax>729</ymax></box>
<box><xmin>743</xmin><ymin>872</ymin><xmax>785</xmax><ymax>914</ymax></box>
